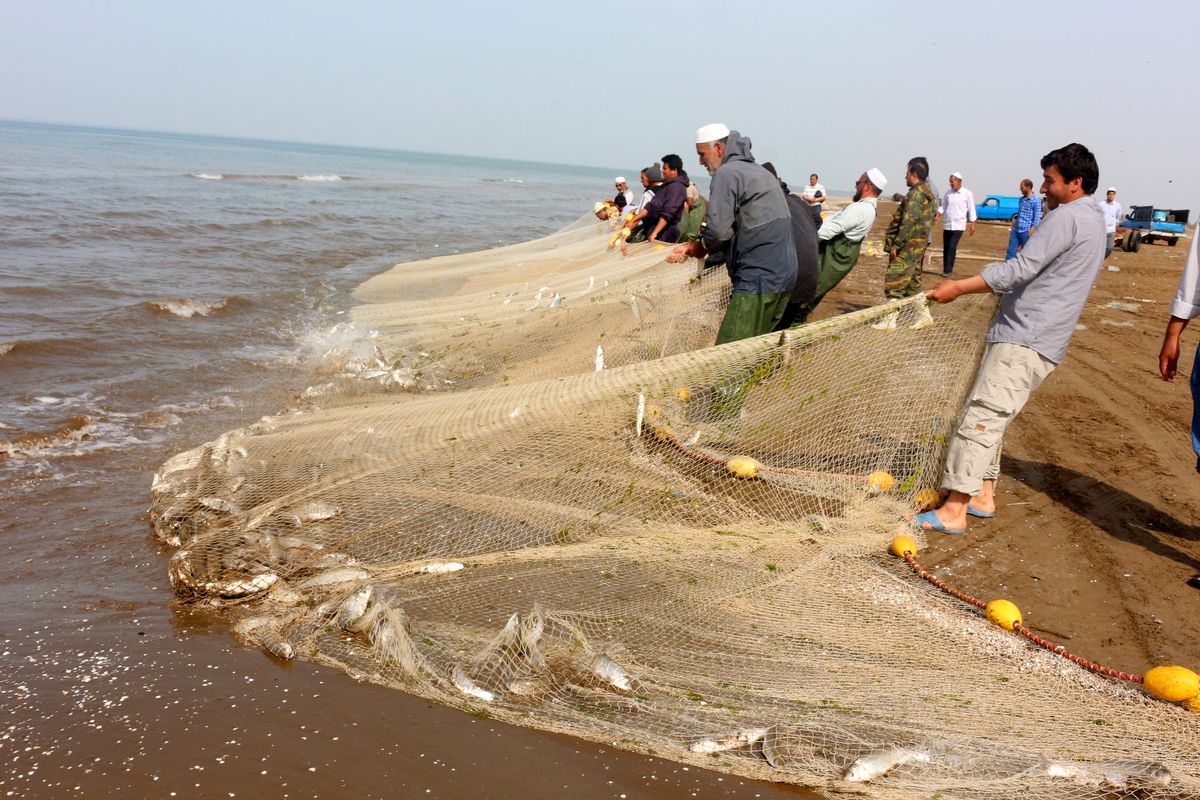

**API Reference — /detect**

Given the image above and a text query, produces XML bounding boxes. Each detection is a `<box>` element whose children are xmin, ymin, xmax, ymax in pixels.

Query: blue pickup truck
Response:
<box><xmin>1119</xmin><ymin>206</ymin><xmax>1190</xmax><ymax>251</ymax></box>
<box><xmin>974</xmin><ymin>195</ymin><xmax>1022</xmax><ymax>222</ymax></box>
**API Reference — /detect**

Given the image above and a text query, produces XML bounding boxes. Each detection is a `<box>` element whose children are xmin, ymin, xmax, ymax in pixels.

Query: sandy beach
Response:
<box><xmin>816</xmin><ymin>202</ymin><xmax>1200</xmax><ymax>674</ymax></box>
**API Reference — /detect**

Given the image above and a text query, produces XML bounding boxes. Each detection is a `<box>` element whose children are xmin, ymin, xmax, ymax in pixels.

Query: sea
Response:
<box><xmin>0</xmin><ymin>121</ymin><xmax>808</xmax><ymax>799</ymax></box>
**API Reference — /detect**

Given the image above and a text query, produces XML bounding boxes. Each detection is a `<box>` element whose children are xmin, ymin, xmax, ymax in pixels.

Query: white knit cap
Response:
<box><xmin>950</xmin><ymin>171</ymin><xmax>963</xmax><ymax>180</ymax></box>
<box><xmin>866</xmin><ymin>167</ymin><xmax>887</xmax><ymax>192</ymax></box>
<box><xmin>696</xmin><ymin>123</ymin><xmax>730</xmax><ymax>144</ymax></box>
<box><xmin>615</xmin><ymin>177</ymin><xmax>626</xmax><ymax>184</ymax></box>
<box><xmin>1107</xmin><ymin>186</ymin><xmax>1117</xmax><ymax>192</ymax></box>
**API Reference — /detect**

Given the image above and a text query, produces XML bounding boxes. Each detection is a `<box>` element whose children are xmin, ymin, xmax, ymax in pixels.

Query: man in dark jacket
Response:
<box><xmin>645</xmin><ymin>153</ymin><xmax>689</xmax><ymax>243</ymax></box>
<box><xmin>667</xmin><ymin>123</ymin><xmax>797</xmax><ymax>344</ymax></box>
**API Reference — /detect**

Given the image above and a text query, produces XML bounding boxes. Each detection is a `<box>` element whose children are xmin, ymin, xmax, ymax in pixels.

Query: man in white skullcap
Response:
<box><xmin>779</xmin><ymin>168</ymin><xmax>887</xmax><ymax>327</ymax></box>
<box><xmin>666</xmin><ymin>123</ymin><xmax>797</xmax><ymax>344</ymax></box>
<box><xmin>613</xmin><ymin>177</ymin><xmax>635</xmax><ymax>208</ymax></box>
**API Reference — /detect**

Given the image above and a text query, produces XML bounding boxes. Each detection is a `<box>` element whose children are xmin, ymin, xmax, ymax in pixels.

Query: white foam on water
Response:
<box><xmin>150</xmin><ymin>298</ymin><xmax>229</xmax><ymax>318</ymax></box>
<box><xmin>297</xmin><ymin>174</ymin><xmax>343</xmax><ymax>182</ymax></box>
<box><xmin>189</xmin><ymin>173</ymin><xmax>224</xmax><ymax>180</ymax></box>
<box><xmin>35</xmin><ymin>396</ymin><xmax>62</xmax><ymax>404</ymax></box>
<box><xmin>0</xmin><ymin>342</ymin><xmax>15</xmax><ymax>358</ymax></box>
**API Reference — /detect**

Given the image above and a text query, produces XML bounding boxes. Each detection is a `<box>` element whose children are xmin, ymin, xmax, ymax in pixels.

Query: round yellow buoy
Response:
<box><xmin>726</xmin><ymin>456</ymin><xmax>761</xmax><ymax>479</ymax></box>
<box><xmin>866</xmin><ymin>471</ymin><xmax>896</xmax><ymax>494</ymax></box>
<box><xmin>913</xmin><ymin>488</ymin><xmax>940</xmax><ymax>511</ymax></box>
<box><xmin>654</xmin><ymin>244</ymin><xmax>665</xmax><ymax>252</ymax></box>
<box><xmin>985</xmin><ymin>599</ymin><xmax>1022</xmax><ymax>631</ymax></box>
<box><xmin>676</xmin><ymin>387</ymin><xmax>692</xmax><ymax>403</ymax></box>
<box><xmin>890</xmin><ymin>535</ymin><xmax>918</xmax><ymax>559</ymax></box>
<box><xmin>645</xmin><ymin>404</ymin><xmax>662</xmax><ymax>418</ymax></box>
<box><xmin>1143</xmin><ymin>665</ymin><xmax>1200</xmax><ymax>703</ymax></box>
<box><xmin>621</xmin><ymin>227</ymin><xmax>631</xmax><ymax>239</ymax></box>
<box><xmin>653</xmin><ymin>425</ymin><xmax>676</xmax><ymax>443</ymax></box>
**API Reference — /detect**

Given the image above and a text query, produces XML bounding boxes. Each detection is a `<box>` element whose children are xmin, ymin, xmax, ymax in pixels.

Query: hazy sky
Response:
<box><xmin>4</xmin><ymin>0</ymin><xmax>1197</xmax><ymax>208</ymax></box>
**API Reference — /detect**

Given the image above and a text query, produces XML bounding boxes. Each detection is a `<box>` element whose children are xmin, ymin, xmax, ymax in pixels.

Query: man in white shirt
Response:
<box><xmin>613</xmin><ymin>177</ymin><xmax>635</xmax><ymax>208</ymax></box>
<box><xmin>1098</xmin><ymin>187</ymin><xmax>1122</xmax><ymax>258</ymax></box>
<box><xmin>800</xmin><ymin>173</ymin><xmax>825</xmax><ymax>227</ymax></box>
<box><xmin>936</xmin><ymin>171</ymin><xmax>977</xmax><ymax>276</ymax></box>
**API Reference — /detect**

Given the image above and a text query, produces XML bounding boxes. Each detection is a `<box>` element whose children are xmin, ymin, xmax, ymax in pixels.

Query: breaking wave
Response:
<box><xmin>145</xmin><ymin>297</ymin><xmax>247</xmax><ymax>318</ymax></box>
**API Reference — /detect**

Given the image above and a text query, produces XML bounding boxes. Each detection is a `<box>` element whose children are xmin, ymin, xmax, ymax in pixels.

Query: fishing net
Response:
<box><xmin>150</xmin><ymin>216</ymin><xmax>1199</xmax><ymax>799</ymax></box>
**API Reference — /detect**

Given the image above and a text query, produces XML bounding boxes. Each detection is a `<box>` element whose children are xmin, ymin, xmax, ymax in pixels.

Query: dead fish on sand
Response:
<box><xmin>843</xmin><ymin>746</ymin><xmax>931</xmax><ymax>782</ymax></box>
<box><xmin>1033</xmin><ymin>758</ymin><xmax>1172</xmax><ymax>788</ymax></box>
<box><xmin>234</xmin><ymin>615</ymin><xmax>296</xmax><ymax>660</ymax></box>
<box><xmin>418</xmin><ymin>561</ymin><xmax>464</xmax><ymax>575</ymax></box>
<box><xmin>336</xmin><ymin>584</ymin><xmax>374</xmax><ymax>631</ymax></box>
<box><xmin>689</xmin><ymin>727</ymin><xmax>770</xmax><ymax>754</ymax></box>
<box><xmin>452</xmin><ymin>666</ymin><xmax>495</xmax><ymax>702</ymax></box>
<box><xmin>295</xmin><ymin>565</ymin><xmax>371</xmax><ymax>590</ymax></box>
<box><xmin>290</xmin><ymin>501</ymin><xmax>340</xmax><ymax>522</ymax></box>
<box><xmin>589</xmin><ymin>652</ymin><xmax>635</xmax><ymax>692</ymax></box>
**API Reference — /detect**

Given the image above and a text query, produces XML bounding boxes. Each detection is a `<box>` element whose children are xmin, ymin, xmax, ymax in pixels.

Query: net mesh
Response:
<box><xmin>150</xmin><ymin>215</ymin><xmax>1200</xmax><ymax>799</ymax></box>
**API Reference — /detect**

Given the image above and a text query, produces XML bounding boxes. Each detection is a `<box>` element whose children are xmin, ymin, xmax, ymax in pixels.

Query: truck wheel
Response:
<box><xmin>1010</xmin><ymin>214</ymin><xmax>1018</xmax><ymax>223</ymax></box>
<box><xmin>1169</xmin><ymin>238</ymin><xmax>1179</xmax><ymax>247</ymax></box>
<box><xmin>1123</xmin><ymin>232</ymin><xmax>1136</xmax><ymax>252</ymax></box>
<box><xmin>1130</xmin><ymin>232</ymin><xmax>1142</xmax><ymax>252</ymax></box>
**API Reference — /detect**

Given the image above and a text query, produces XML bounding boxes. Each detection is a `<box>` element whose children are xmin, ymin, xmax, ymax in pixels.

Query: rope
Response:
<box><xmin>899</xmin><ymin>550</ymin><xmax>1143</xmax><ymax>684</ymax></box>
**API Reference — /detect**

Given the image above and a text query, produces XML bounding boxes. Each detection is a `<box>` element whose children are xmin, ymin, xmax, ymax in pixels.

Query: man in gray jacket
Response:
<box><xmin>916</xmin><ymin>143</ymin><xmax>1106</xmax><ymax>535</ymax></box>
<box><xmin>667</xmin><ymin>123</ymin><xmax>797</xmax><ymax>344</ymax></box>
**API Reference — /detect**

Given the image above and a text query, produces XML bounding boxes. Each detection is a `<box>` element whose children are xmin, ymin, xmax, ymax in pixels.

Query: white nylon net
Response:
<box><xmin>150</xmin><ymin>216</ymin><xmax>1199</xmax><ymax>799</ymax></box>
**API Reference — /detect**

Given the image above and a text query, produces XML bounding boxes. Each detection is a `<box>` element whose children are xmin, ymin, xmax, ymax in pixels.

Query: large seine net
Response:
<box><xmin>151</xmin><ymin>216</ymin><xmax>1199</xmax><ymax>799</ymax></box>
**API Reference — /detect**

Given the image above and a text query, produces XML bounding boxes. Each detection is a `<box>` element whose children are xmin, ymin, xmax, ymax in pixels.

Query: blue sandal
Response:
<box><xmin>915</xmin><ymin>510</ymin><xmax>967</xmax><ymax>535</ymax></box>
<box><xmin>966</xmin><ymin>504</ymin><xmax>995</xmax><ymax>519</ymax></box>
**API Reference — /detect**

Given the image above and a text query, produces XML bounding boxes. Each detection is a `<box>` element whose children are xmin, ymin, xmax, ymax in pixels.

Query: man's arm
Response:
<box><xmin>817</xmin><ymin>205</ymin><xmax>854</xmax><ymax>241</ymax></box>
<box><xmin>927</xmin><ymin>274</ymin><xmax>991</xmax><ymax>304</ymax></box>
<box><xmin>884</xmin><ymin>200</ymin><xmax>904</xmax><ymax>255</ymax></box>
<box><xmin>973</xmin><ymin>210</ymin><xmax>1069</xmax><ymax>294</ymax></box>
<box><xmin>1162</xmin><ymin>224</ymin><xmax>1200</xmax><ymax>379</ymax></box>
<box><xmin>966</xmin><ymin>190</ymin><xmax>977</xmax><ymax>235</ymax></box>
<box><xmin>700</xmin><ymin>172</ymin><xmax>736</xmax><ymax>251</ymax></box>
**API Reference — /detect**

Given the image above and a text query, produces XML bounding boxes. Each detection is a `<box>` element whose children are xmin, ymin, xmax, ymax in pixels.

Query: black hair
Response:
<box><xmin>614</xmin><ymin>193</ymin><xmax>627</xmax><ymax>210</ymax></box>
<box><xmin>661</xmin><ymin>153</ymin><xmax>683</xmax><ymax>172</ymax></box>
<box><xmin>1040</xmin><ymin>143</ymin><xmax>1099</xmax><ymax>194</ymax></box>
<box><xmin>810</xmin><ymin>173</ymin><xmax>818</xmax><ymax>180</ymax></box>
<box><xmin>907</xmin><ymin>157</ymin><xmax>929</xmax><ymax>181</ymax></box>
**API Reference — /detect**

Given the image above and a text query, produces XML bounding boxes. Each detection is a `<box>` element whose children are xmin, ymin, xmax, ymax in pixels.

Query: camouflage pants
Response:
<box><xmin>884</xmin><ymin>249</ymin><xmax>926</xmax><ymax>299</ymax></box>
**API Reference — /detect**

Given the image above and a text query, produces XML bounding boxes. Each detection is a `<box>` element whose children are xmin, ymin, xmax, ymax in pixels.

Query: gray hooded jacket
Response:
<box><xmin>701</xmin><ymin>131</ymin><xmax>797</xmax><ymax>294</ymax></box>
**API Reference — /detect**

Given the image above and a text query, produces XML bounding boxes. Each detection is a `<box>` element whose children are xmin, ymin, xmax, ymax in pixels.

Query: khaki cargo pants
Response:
<box><xmin>942</xmin><ymin>342</ymin><xmax>1056</xmax><ymax>496</ymax></box>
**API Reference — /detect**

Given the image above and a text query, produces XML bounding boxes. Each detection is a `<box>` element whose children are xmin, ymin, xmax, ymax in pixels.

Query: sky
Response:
<box><xmin>3</xmin><ymin>0</ymin><xmax>1197</xmax><ymax>209</ymax></box>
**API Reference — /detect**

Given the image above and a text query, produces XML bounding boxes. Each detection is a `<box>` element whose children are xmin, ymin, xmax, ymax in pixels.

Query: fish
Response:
<box><xmin>365</xmin><ymin>602</ymin><xmax>427</xmax><ymax>679</ymax></box>
<box><xmin>843</xmin><ymin>746</ymin><xmax>931</xmax><ymax>782</ymax></box>
<box><xmin>688</xmin><ymin>727</ymin><xmax>770</xmax><ymax>754</ymax></box>
<box><xmin>587</xmin><ymin>275</ymin><xmax>595</xmax><ymax>292</ymax></box>
<box><xmin>682</xmin><ymin>431</ymin><xmax>701</xmax><ymax>447</ymax></box>
<box><xmin>257</xmin><ymin>629</ymin><xmax>296</xmax><ymax>660</ymax></box>
<box><xmin>628</xmin><ymin>295</ymin><xmax>642</xmax><ymax>326</ymax></box>
<box><xmin>336</xmin><ymin>585</ymin><xmax>374</xmax><ymax>631</ymax></box>
<box><xmin>418</xmin><ymin>561</ymin><xmax>464</xmax><ymax>574</ymax></box>
<box><xmin>589</xmin><ymin>652</ymin><xmax>634</xmax><ymax>692</ymax></box>
<box><xmin>760</xmin><ymin>725</ymin><xmax>782</xmax><ymax>768</ymax></box>
<box><xmin>518</xmin><ymin>603</ymin><xmax>546</xmax><ymax>670</ymax></box>
<box><xmin>594</xmin><ymin>345</ymin><xmax>604</xmax><ymax>372</ymax></box>
<box><xmin>295</xmin><ymin>566</ymin><xmax>371</xmax><ymax>589</ymax></box>
<box><xmin>636</xmin><ymin>393</ymin><xmax>645</xmax><ymax>437</ymax></box>
<box><xmin>564</xmin><ymin>682</ymin><xmax>644</xmax><ymax>712</ymax></box>
<box><xmin>547</xmin><ymin>293</ymin><xmax>562</xmax><ymax>309</ymax></box>
<box><xmin>472</xmin><ymin>612</ymin><xmax>521</xmax><ymax>671</ymax></box>
<box><xmin>199</xmin><ymin>496</ymin><xmax>241</xmax><ymax>515</ymax></box>
<box><xmin>291</xmin><ymin>501</ymin><xmax>340</xmax><ymax>522</ymax></box>
<box><xmin>452</xmin><ymin>666</ymin><xmax>495</xmax><ymax>702</ymax></box>
<box><xmin>506</xmin><ymin>676</ymin><xmax>549</xmax><ymax>697</ymax></box>
<box><xmin>1034</xmin><ymin>759</ymin><xmax>1172</xmax><ymax>788</ymax></box>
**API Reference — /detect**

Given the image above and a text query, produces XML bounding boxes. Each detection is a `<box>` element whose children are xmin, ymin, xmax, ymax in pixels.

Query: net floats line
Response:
<box><xmin>889</xmin><ymin>534</ymin><xmax>1200</xmax><ymax>712</ymax></box>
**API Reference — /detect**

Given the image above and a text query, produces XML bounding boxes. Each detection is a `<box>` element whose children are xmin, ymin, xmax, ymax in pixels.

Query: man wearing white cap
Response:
<box><xmin>779</xmin><ymin>168</ymin><xmax>887</xmax><ymax>327</ymax></box>
<box><xmin>1098</xmin><ymin>187</ymin><xmax>1122</xmax><ymax>257</ymax></box>
<box><xmin>936</xmin><ymin>171</ymin><xmax>977</xmax><ymax>276</ymax></box>
<box><xmin>666</xmin><ymin>123</ymin><xmax>797</xmax><ymax>344</ymax></box>
<box><xmin>614</xmin><ymin>177</ymin><xmax>635</xmax><ymax>208</ymax></box>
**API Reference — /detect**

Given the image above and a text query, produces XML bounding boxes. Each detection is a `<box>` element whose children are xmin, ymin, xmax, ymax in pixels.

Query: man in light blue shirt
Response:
<box><xmin>1005</xmin><ymin>178</ymin><xmax>1042</xmax><ymax>260</ymax></box>
<box><xmin>915</xmin><ymin>143</ymin><xmax>1105</xmax><ymax>535</ymax></box>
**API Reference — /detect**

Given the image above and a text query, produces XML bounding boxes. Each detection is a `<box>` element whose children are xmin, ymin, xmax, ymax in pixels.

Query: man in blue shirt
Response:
<box><xmin>1005</xmin><ymin>179</ymin><xmax>1042</xmax><ymax>260</ymax></box>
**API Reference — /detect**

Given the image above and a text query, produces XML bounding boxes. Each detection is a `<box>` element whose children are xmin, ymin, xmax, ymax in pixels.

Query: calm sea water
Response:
<box><xmin>0</xmin><ymin>122</ymin><xmax>803</xmax><ymax>799</ymax></box>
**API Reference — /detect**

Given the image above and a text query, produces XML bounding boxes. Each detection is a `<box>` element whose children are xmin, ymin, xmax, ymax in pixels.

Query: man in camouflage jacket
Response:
<box><xmin>884</xmin><ymin>157</ymin><xmax>937</xmax><ymax>299</ymax></box>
